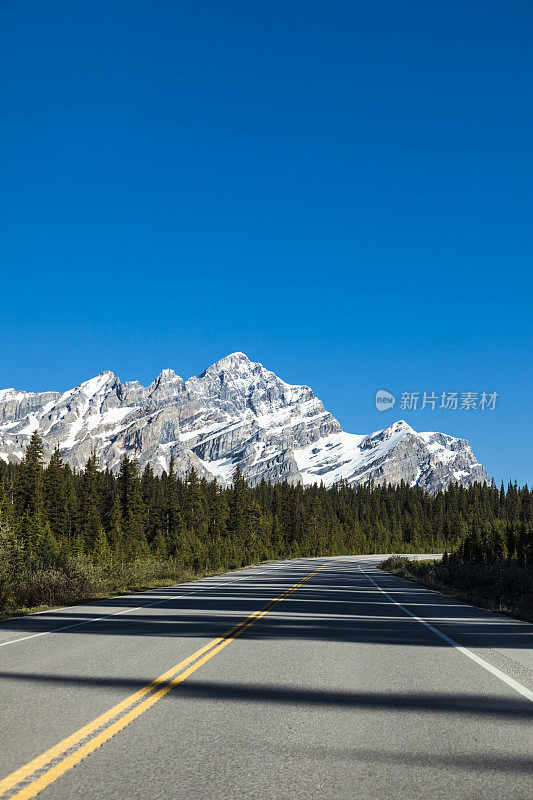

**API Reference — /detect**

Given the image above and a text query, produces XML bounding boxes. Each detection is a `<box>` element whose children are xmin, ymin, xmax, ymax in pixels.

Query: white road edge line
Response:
<box><xmin>358</xmin><ymin>565</ymin><xmax>533</xmax><ymax>704</ymax></box>
<box><xmin>0</xmin><ymin>567</ymin><xmax>271</xmax><ymax>649</ymax></box>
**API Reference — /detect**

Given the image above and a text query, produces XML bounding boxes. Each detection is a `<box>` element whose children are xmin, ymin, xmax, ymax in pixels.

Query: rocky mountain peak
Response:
<box><xmin>205</xmin><ymin>351</ymin><xmax>251</xmax><ymax>369</ymax></box>
<box><xmin>156</xmin><ymin>368</ymin><xmax>180</xmax><ymax>381</ymax></box>
<box><xmin>0</xmin><ymin>355</ymin><xmax>490</xmax><ymax>492</ymax></box>
<box><xmin>149</xmin><ymin>368</ymin><xmax>183</xmax><ymax>391</ymax></box>
<box><xmin>198</xmin><ymin>352</ymin><xmax>256</xmax><ymax>380</ymax></box>
<box><xmin>78</xmin><ymin>371</ymin><xmax>117</xmax><ymax>395</ymax></box>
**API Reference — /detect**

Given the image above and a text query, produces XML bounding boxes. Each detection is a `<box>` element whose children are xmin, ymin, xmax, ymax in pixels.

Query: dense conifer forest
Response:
<box><xmin>0</xmin><ymin>432</ymin><xmax>531</xmax><ymax>614</ymax></box>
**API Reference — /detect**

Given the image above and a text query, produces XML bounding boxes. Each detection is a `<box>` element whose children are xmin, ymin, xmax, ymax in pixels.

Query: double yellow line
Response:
<box><xmin>0</xmin><ymin>562</ymin><xmax>327</xmax><ymax>800</ymax></box>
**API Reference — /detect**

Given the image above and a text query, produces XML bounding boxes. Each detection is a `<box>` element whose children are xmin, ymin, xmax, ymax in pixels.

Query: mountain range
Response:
<box><xmin>0</xmin><ymin>352</ymin><xmax>489</xmax><ymax>492</ymax></box>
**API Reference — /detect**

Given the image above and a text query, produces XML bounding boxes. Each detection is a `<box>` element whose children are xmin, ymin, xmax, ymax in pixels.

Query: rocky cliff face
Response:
<box><xmin>0</xmin><ymin>353</ymin><xmax>489</xmax><ymax>492</ymax></box>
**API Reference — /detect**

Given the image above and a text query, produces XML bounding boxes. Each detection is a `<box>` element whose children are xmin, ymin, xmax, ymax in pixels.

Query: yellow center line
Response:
<box><xmin>1</xmin><ymin>563</ymin><xmax>327</xmax><ymax>800</ymax></box>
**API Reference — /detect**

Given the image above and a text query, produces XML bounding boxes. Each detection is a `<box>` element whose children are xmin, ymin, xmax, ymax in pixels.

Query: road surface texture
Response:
<box><xmin>0</xmin><ymin>556</ymin><xmax>531</xmax><ymax>800</ymax></box>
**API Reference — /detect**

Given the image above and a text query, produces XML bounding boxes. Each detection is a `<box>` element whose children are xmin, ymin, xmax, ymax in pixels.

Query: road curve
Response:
<box><xmin>0</xmin><ymin>556</ymin><xmax>531</xmax><ymax>800</ymax></box>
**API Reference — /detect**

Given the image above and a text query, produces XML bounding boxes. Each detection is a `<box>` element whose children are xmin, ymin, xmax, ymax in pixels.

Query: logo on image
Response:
<box><xmin>375</xmin><ymin>389</ymin><xmax>396</xmax><ymax>411</ymax></box>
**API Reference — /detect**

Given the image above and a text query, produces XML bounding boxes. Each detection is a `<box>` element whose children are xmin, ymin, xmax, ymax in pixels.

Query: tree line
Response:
<box><xmin>0</xmin><ymin>432</ymin><xmax>531</xmax><ymax>611</ymax></box>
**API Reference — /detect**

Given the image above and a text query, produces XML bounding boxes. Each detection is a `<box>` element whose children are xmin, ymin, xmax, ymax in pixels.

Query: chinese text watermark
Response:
<box><xmin>375</xmin><ymin>390</ymin><xmax>498</xmax><ymax>411</ymax></box>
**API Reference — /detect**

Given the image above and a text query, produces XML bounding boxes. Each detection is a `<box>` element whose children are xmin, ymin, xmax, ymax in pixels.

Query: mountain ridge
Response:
<box><xmin>0</xmin><ymin>353</ymin><xmax>489</xmax><ymax>492</ymax></box>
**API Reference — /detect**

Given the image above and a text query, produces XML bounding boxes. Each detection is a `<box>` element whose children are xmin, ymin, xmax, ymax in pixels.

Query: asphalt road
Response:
<box><xmin>0</xmin><ymin>556</ymin><xmax>531</xmax><ymax>800</ymax></box>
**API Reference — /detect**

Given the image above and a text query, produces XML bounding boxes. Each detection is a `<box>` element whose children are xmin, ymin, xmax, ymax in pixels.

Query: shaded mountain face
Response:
<box><xmin>0</xmin><ymin>353</ymin><xmax>489</xmax><ymax>492</ymax></box>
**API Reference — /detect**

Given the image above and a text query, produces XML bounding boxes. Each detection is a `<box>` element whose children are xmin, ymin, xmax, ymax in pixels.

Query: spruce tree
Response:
<box><xmin>79</xmin><ymin>453</ymin><xmax>103</xmax><ymax>553</ymax></box>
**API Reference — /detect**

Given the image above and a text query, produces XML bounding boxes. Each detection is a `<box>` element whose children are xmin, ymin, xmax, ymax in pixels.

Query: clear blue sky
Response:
<box><xmin>1</xmin><ymin>1</ymin><xmax>531</xmax><ymax>485</ymax></box>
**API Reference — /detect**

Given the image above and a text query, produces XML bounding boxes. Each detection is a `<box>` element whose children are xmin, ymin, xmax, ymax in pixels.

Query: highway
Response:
<box><xmin>0</xmin><ymin>556</ymin><xmax>531</xmax><ymax>799</ymax></box>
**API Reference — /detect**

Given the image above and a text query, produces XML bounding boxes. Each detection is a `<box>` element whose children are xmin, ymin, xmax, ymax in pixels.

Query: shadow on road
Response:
<box><xmin>263</xmin><ymin>743</ymin><xmax>533</xmax><ymax>775</ymax></box>
<box><xmin>0</xmin><ymin>672</ymin><xmax>530</xmax><ymax>722</ymax></box>
<box><xmin>0</xmin><ymin>564</ymin><xmax>531</xmax><ymax>652</ymax></box>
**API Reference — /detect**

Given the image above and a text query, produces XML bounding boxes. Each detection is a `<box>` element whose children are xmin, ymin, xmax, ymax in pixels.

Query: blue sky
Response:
<box><xmin>1</xmin><ymin>0</ymin><xmax>532</xmax><ymax>485</ymax></box>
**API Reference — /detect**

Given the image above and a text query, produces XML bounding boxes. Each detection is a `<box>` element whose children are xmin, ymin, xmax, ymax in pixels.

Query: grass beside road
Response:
<box><xmin>0</xmin><ymin>558</ymin><xmax>247</xmax><ymax>619</ymax></box>
<box><xmin>380</xmin><ymin>555</ymin><xmax>533</xmax><ymax>624</ymax></box>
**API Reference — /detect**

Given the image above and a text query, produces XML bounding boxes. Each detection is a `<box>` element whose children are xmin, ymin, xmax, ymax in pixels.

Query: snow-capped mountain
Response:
<box><xmin>0</xmin><ymin>353</ymin><xmax>489</xmax><ymax>492</ymax></box>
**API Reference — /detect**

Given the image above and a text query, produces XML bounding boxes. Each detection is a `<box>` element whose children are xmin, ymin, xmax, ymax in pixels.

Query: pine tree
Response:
<box><xmin>14</xmin><ymin>432</ymin><xmax>45</xmax><ymax>518</ymax></box>
<box><xmin>13</xmin><ymin>432</ymin><xmax>47</xmax><ymax>555</ymax></box>
<box><xmin>79</xmin><ymin>453</ymin><xmax>103</xmax><ymax>553</ymax></box>
<box><xmin>117</xmin><ymin>456</ymin><xmax>148</xmax><ymax>559</ymax></box>
<box><xmin>44</xmin><ymin>447</ymin><xmax>70</xmax><ymax>541</ymax></box>
<box><xmin>162</xmin><ymin>455</ymin><xmax>183</xmax><ymax>557</ymax></box>
<box><xmin>93</xmin><ymin>526</ymin><xmax>111</xmax><ymax>565</ymax></box>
